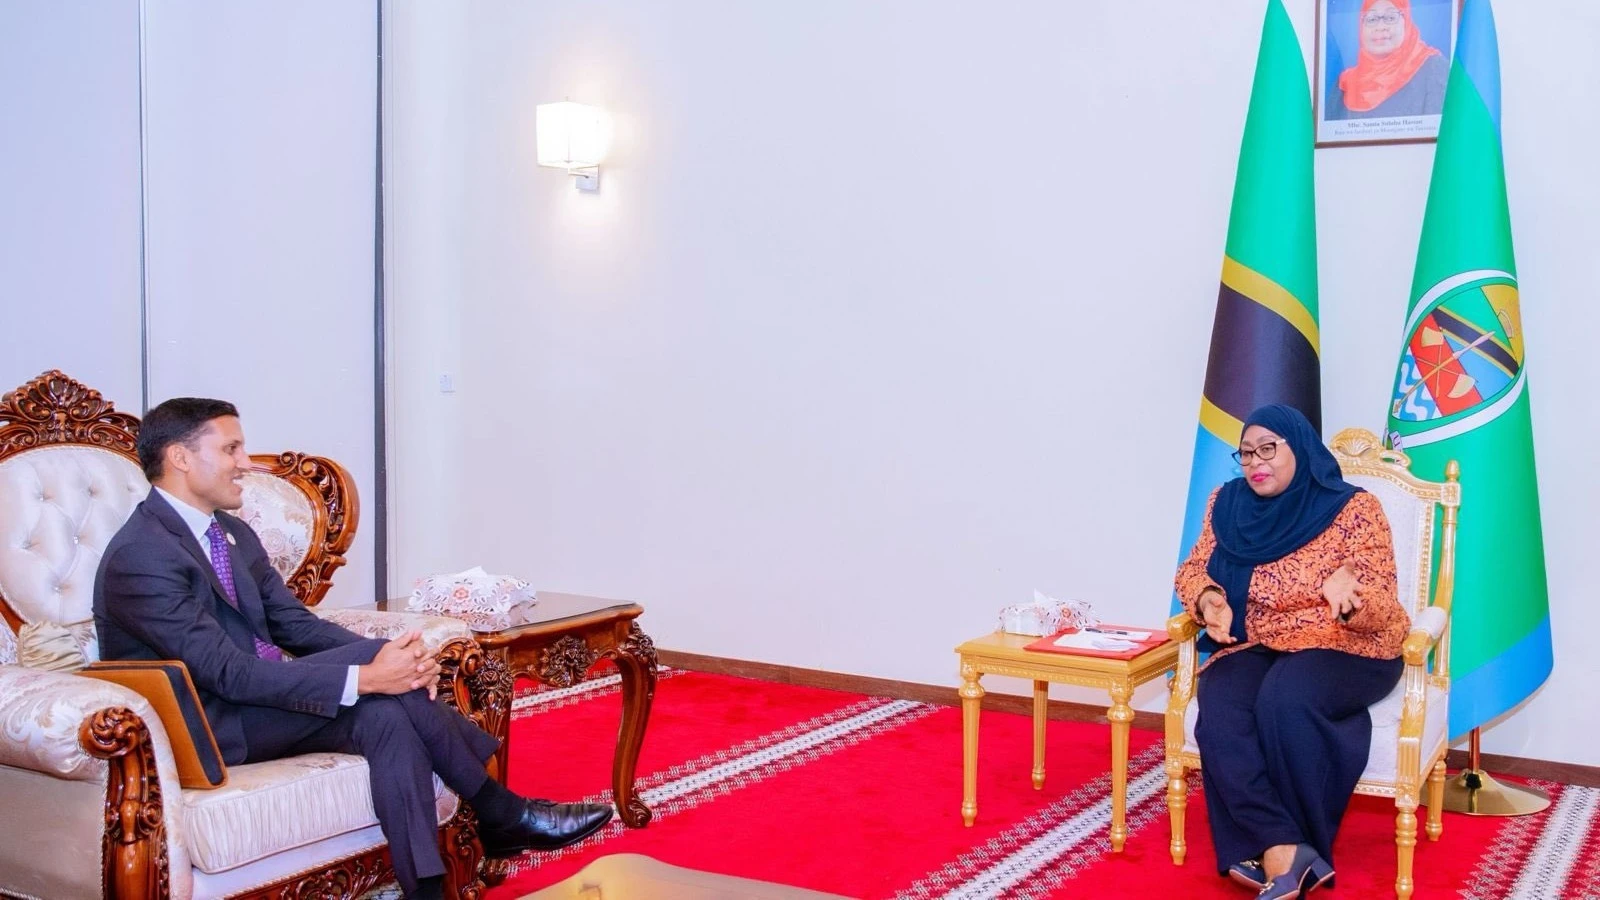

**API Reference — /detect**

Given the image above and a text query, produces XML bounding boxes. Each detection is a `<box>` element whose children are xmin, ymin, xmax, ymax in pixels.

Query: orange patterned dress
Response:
<box><xmin>1175</xmin><ymin>488</ymin><xmax>1408</xmax><ymax>667</ymax></box>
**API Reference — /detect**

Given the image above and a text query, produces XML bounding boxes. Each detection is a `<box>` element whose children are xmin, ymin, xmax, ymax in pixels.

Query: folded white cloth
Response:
<box><xmin>408</xmin><ymin>566</ymin><xmax>535</xmax><ymax>616</ymax></box>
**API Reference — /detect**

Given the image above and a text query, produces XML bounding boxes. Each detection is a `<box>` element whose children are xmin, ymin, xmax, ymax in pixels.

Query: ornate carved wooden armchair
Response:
<box><xmin>1162</xmin><ymin>428</ymin><xmax>1459</xmax><ymax>900</ymax></box>
<box><xmin>0</xmin><ymin>371</ymin><xmax>511</xmax><ymax>900</ymax></box>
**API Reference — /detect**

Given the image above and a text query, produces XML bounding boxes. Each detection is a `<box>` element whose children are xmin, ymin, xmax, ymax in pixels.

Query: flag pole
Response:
<box><xmin>1429</xmin><ymin>728</ymin><xmax>1550</xmax><ymax>816</ymax></box>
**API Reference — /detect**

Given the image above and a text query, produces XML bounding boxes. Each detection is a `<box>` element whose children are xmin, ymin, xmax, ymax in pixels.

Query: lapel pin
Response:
<box><xmin>226</xmin><ymin>532</ymin><xmax>237</xmax><ymax>546</ymax></box>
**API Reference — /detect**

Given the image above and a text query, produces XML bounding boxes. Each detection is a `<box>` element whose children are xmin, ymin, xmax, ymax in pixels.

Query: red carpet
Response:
<box><xmin>486</xmin><ymin>669</ymin><xmax>1600</xmax><ymax>899</ymax></box>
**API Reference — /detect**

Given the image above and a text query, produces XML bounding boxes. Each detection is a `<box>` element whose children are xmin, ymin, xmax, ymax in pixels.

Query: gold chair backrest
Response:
<box><xmin>1329</xmin><ymin>427</ymin><xmax>1460</xmax><ymax>678</ymax></box>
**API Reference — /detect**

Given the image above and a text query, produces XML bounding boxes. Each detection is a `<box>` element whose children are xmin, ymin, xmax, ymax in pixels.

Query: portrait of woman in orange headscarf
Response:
<box><xmin>1327</xmin><ymin>0</ymin><xmax>1450</xmax><ymax>120</ymax></box>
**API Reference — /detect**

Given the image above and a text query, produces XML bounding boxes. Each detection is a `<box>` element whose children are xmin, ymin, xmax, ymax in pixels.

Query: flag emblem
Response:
<box><xmin>1391</xmin><ymin>274</ymin><xmax>1523</xmax><ymax>426</ymax></box>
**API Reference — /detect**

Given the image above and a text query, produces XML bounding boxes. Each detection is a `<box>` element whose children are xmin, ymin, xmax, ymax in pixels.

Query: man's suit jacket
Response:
<box><xmin>93</xmin><ymin>489</ymin><xmax>384</xmax><ymax>764</ymax></box>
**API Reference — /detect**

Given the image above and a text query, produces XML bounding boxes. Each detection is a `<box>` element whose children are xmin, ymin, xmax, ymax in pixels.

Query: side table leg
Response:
<box><xmin>1032</xmin><ymin>680</ymin><xmax>1048</xmax><ymax>790</ymax></box>
<box><xmin>611</xmin><ymin>623</ymin><xmax>658</xmax><ymax>828</ymax></box>
<box><xmin>960</xmin><ymin>661</ymin><xmax>984</xmax><ymax>827</ymax></box>
<box><xmin>1108</xmin><ymin>678</ymin><xmax>1134</xmax><ymax>852</ymax></box>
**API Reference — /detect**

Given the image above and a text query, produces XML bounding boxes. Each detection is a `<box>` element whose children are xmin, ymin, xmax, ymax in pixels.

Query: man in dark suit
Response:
<box><xmin>93</xmin><ymin>398</ymin><xmax>612</xmax><ymax>900</ymax></box>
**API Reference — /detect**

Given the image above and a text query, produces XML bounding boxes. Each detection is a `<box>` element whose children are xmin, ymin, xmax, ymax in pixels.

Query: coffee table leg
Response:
<box><xmin>1108</xmin><ymin>678</ymin><xmax>1134</xmax><ymax>852</ymax></box>
<box><xmin>1032</xmin><ymin>680</ymin><xmax>1048</xmax><ymax>789</ymax></box>
<box><xmin>612</xmin><ymin>623</ymin><xmax>658</xmax><ymax>827</ymax></box>
<box><xmin>960</xmin><ymin>660</ymin><xmax>983</xmax><ymax>826</ymax></box>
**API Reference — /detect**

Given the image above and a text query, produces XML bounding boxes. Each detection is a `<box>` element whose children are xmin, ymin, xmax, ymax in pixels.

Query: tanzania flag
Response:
<box><xmin>1385</xmin><ymin>0</ymin><xmax>1550</xmax><ymax>738</ymax></box>
<box><xmin>1173</xmin><ymin>0</ymin><xmax>1320</xmax><ymax>597</ymax></box>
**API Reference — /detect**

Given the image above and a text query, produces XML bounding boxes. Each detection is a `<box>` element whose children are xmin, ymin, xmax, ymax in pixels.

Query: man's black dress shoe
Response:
<box><xmin>481</xmin><ymin>799</ymin><xmax>614</xmax><ymax>857</ymax></box>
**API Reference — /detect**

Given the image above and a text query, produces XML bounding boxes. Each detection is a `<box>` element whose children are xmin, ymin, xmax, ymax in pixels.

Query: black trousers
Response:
<box><xmin>237</xmin><ymin>641</ymin><xmax>500</xmax><ymax>896</ymax></box>
<box><xmin>1195</xmin><ymin>645</ymin><xmax>1402</xmax><ymax>875</ymax></box>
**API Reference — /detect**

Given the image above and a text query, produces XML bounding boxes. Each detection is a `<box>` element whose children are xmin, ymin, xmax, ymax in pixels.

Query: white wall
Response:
<box><xmin>0</xmin><ymin>1</ymin><xmax>143</xmax><ymax>401</ymax></box>
<box><xmin>386</xmin><ymin>1</ymin><xmax>1600</xmax><ymax>764</ymax></box>
<box><xmin>2</xmin><ymin>2</ymin><xmax>380</xmax><ymax>608</ymax></box>
<box><xmin>141</xmin><ymin>0</ymin><xmax>379</xmax><ymax>608</ymax></box>
<box><xmin>383</xmin><ymin>0</ymin><xmax>470</xmax><ymax>584</ymax></box>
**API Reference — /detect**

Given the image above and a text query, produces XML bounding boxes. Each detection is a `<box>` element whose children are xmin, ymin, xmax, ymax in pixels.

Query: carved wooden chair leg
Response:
<box><xmin>1425</xmin><ymin>759</ymin><xmax>1446</xmax><ymax>841</ymax></box>
<box><xmin>1395</xmin><ymin>803</ymin><xmax>1418</xmax><ymax>900</ymax></box>
<box><xmin>440</xmin><ymin>806</ymin><xmax>486</xmax><ymax>900</ymax></box>
<box><xmin>1166</xmin><ymin>759</ymin><xmax>1187</xmax><ymax>865</ymax></box>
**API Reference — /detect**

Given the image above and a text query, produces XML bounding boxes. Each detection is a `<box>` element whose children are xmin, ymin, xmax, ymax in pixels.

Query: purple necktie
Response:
<box><xmin>206</xmin><ymin>520</ymin><xmax>284</xmax><ymax>661</ymax></box>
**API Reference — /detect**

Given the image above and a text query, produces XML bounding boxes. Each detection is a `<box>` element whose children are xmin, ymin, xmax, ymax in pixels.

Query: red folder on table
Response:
<box><xmin>1023</xmin><ymin>624</ymin><xmax>1170</xmax><ymax>660</ymax></box>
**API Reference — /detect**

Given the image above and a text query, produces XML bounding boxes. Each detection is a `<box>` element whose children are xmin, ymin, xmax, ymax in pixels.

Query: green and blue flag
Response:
<box><xmin>1174</xmin><ymin>0</ymin><xmax>1322</xmax><ymax>590</ymax></box>
<box><xmin>1384</xmin><ymin>0</ymin><xmax>1551</xmax><ymax>738</ymax></box>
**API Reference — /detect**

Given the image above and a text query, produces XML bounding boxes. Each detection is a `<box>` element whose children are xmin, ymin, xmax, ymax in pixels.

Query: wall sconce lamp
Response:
<box><xmin>536</xmin><ymin>101</ymin><xmax>612</xmax><ymax>192</ymax></box>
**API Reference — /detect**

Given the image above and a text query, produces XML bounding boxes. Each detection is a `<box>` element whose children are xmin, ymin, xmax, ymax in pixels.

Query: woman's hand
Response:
<box><xmin>1322</xmin><ymin>562</ymin><xmax>1364</xmax><ymax>620</ymax></box>
<box><xmin>1199</xmin><ymin>589</ymin><xmax>1236</xmax><ymax>645</ymax></box>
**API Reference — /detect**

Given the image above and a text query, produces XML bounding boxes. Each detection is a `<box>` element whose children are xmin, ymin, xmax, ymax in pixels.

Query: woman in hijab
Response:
<box><xmin>1327</xmin><ymin>0</ymin><xmax>1449</xmax><ymax>120</ymax></box>
<box><xmin>1175</xmin><ymin>404</ymin><xmax>1409</xmax><ymax>899</ymax></box>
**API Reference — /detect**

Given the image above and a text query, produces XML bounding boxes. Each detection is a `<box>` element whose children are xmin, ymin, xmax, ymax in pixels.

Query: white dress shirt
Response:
<box><xmin>155</xmin><ymin>487</ymin><xmax>360</xmax><ymax>705</ymax></box>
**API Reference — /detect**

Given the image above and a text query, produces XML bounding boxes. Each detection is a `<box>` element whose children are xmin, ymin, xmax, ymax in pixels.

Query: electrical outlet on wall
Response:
<box><xmin>438</xmin><ymin>374</ymin><xmax>455</xmax><ymax>393</ymax></box>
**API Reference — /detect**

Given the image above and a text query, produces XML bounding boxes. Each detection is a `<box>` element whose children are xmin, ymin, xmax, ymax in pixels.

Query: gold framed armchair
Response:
<box><xmin>1162</xmin><ymin>427</ymin><xmax>1459</xmax><ymax>900</ymax></box>
<box><xmin>0</xmin><ymin>371</ymin><xmax>512</xmax><ymax>900</ymax></box>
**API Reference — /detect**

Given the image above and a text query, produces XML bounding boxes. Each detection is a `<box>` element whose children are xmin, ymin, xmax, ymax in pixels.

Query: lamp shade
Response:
<box><xmin>535</xmin><ymin>101</ymin><xmax>612</xmax><ymax>169</ymax></box>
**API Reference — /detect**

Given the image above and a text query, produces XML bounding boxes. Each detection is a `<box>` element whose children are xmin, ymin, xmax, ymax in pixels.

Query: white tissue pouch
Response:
<box><xmin>998</xmin><ymin>590</ymin><xmax>1098</xmax><ymax>636</ymax></box>
<box><xmin>409</xmin><ymin>566</ymin><xmax>535</xmax><ymax>616</ymax></box>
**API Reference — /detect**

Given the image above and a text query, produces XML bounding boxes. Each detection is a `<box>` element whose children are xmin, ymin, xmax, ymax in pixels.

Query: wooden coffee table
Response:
<box><xmin>386</xmin><ymin>593</ymin><xmax>658</xmax><ymax>829</ymax></box>
<box><xmin>955</xmin><ymin>629</ymin><xmax>1177</xmax><ymax>851</ymax></box>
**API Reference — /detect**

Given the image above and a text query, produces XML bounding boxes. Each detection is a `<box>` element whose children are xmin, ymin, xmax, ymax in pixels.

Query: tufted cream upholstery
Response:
<box><xmin>0</xmin><ymin>446</ymin><xmax>147</xmax><ymax>627</ymax></box>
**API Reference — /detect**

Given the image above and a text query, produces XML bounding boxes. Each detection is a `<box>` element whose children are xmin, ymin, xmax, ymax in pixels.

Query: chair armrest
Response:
<box><xmin>311</xmin><ymin>609</ymin><xmax>511</xmax><ymax>740</ymax></box>
<box><xmin>315</xmin><ymin>606</ymin><xmax>473</xmax><ymax>649</ymax></box>
<box><xmin>81</xmin><ymin>659</ymin><xmax>228</xmax><ymax>789</ymax></box>
<box><xmin>1167</xmin><ymin>612</ymin><xmax>1201</xmax><ymax>643</ymax></box>
<box><xmin>0</xmin><ymin>665</ymin><xmax>191</xmax><ymax>900</ymax></box>
<box><xmin>1402</xmin><ymin>606</ymin><xmax>1449</xmax><ymax>666</ymax></box>
<box><xmin>312</xmin><ymin>609</ymin><xmax>510</xmax><ymax>730</ymax></box>
<box><xmin>0</xmin><ymin>665</ymin><xmax>177</xmax><ymax>782</ymax></box>
<box><xmin>1164</xmin><ymin>613</ymin><xmax>1201</xmax><ymax>758</ymax></box>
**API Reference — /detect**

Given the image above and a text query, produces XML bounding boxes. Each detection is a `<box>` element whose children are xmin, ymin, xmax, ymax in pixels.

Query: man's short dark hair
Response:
<box><xmin>137</xmin><ymin>398</ymin><xmax>240</xmax><ymax>481</ymax></box>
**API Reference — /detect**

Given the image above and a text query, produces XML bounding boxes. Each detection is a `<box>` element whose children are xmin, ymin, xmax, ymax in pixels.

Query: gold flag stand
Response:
<box><xmin>1425</xmin><ymin>728</ymin><xmax>1550</xmax><ymax>816</ymax></box>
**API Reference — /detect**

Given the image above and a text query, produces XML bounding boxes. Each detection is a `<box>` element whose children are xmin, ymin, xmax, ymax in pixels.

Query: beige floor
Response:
<box><xmin>519</xmin><ymin>853</ymin><xmax>858</xmax><ymax>899</ymax></box>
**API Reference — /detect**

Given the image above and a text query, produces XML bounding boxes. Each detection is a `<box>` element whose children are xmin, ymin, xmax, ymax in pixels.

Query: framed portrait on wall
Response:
<box><xmin>1315</xmin><ymin>0</ymin><xmax>1460</xmax><ymax>147</ymax></box>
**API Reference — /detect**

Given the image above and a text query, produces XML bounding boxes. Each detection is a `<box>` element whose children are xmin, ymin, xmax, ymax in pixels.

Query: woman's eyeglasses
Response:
<box><xmin>1362</xmin><ymin>12</ymin><xmax>1403</xmax><ymax>26</ymax></box>
<box><xmin>1231</xmin><ymin>441</ymin><xmax>1279</xmax><ymax>465</ymax></box>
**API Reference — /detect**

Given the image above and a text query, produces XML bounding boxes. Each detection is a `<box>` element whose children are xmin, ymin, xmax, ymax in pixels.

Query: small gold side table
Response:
<box><xmin>955</xmin><ymin>630</ymin><xmax>1178</xmax><ymax>851</ymax></box>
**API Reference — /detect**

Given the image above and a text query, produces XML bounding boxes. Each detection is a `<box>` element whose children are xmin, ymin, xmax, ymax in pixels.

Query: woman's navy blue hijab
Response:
<box><xmin>1200</xmin><ymin>403</ymin><xmax>1362</xmax><ymax>650</ymax></box>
